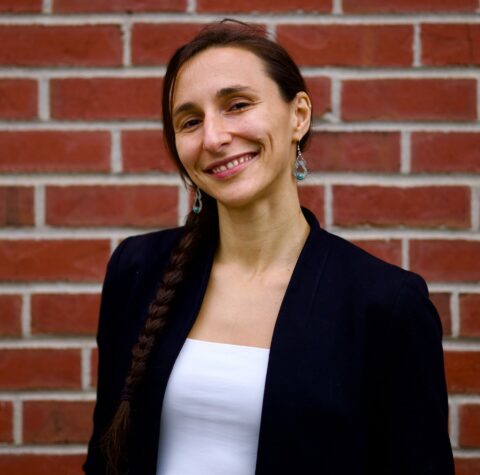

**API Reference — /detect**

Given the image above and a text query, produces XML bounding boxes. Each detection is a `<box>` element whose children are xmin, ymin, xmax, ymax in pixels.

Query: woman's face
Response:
<box><xmin>171</xmin><ymin>46</ymin><xmax>310</xmax><ymax>209</ymax></box>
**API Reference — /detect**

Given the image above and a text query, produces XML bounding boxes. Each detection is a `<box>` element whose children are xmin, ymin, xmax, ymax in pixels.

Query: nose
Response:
<box><xmin>202</xmin><ymin>112</ymin><xmax>231</xmax><ymax>153</ymax></box>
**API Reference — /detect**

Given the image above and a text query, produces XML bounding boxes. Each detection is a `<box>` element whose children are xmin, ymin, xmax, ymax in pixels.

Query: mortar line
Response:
<box><xmin>21</xmin><ymin>294</ymin><xmax>31</xmax><ymax>338</ymax></box>
<box><xmin>451</xmin><ymin>292</ymin><xmax>460</xmax><ymax>338</ymax></box>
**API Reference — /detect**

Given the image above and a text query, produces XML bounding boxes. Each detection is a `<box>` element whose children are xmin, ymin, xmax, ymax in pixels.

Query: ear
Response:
<box><xmin>291</xmin><ymin>92</ymin><xmax>312</xmax><ymax>143</ymax></box>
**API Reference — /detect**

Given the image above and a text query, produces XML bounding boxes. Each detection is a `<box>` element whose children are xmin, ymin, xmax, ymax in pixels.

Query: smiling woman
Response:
<box><xmin>83</xmin><ymin>20</ymin><xmax>454</xmax><ymax>475</ymax></box>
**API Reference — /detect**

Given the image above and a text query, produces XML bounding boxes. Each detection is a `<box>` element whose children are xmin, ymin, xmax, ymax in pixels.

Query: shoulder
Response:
<box><xmin>319</xmin><ymin>228</ymin><xmax>431</xmax><ymax>313</ymax></box>
<box><xmin>107</xmin><ymin>225</ymin><xmax>186</xmax><ymax>277</ymax></box>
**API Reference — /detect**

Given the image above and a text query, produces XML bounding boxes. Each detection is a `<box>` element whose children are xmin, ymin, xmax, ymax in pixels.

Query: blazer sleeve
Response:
<box><xmin>83</xmin><ymin>237</ymin><xmax>131</xmax><ymax>475</ymax></box>
<box><xmin>383</xmin><ymin>272</ymin><xmax>454</xmax><ymax>474</ymax></box>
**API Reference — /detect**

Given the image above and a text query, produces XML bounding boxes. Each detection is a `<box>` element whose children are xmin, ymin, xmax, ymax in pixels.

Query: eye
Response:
<box><xmin>228</xmin><ymin>101</ymin><xmax>250</xmax><ymax>112</ymax></box>
<box><xmin>180</xmin><ymin>118</ymin><xmax>201</xmax><ymax>130</ymax></box>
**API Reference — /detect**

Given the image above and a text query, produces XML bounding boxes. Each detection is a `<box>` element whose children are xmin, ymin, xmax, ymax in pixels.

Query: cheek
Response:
<box><xmin>175</xmin><ymin>136</ymin><xmax>198</xmax><ymax>169</ymax></box>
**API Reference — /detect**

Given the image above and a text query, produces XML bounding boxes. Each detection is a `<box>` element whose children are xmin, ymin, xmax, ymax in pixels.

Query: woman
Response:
<box><xmin>84</xmin><ymin>20</ymin><xmax>454</xmax><ymax>475</ymax></box>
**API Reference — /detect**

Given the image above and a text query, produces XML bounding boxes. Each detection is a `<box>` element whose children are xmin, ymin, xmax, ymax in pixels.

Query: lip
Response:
<box><xmin>205</xmin><ymin>151</ymin><xmax>259</xmax><ymax>179</ymax></box>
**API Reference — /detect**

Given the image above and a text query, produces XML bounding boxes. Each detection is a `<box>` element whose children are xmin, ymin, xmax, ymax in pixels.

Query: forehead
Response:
<box><xmin>172</xmin><ymin>46</ymin><xmax>276</xmax><ymax>106</ymax></box>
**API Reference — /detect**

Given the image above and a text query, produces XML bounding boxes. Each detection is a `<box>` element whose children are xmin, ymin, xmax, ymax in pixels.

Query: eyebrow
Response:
<box><xmin>172</xmin><ymin>85</ymin><xmax>256</xmax><ymax>118</ymax></box>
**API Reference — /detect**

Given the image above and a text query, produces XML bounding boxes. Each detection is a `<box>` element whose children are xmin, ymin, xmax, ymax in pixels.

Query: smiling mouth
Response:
<box><xmin>208</xmin><ymin>152</ymin><xmax>258</xmax><ymax>174</ymax></box>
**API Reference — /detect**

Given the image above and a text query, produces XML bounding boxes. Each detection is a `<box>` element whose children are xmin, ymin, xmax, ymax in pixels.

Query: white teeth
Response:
<box><xmin>211</xmin><ymin>153</ymin><xmax>256</xmax><ymax>174</ymax></box>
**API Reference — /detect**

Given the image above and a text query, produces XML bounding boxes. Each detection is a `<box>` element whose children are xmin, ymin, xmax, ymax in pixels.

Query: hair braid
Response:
<box><xmin>102</xmin><ymin>196</ymin><xmax>218</xmax><ymax>475</ymax></box>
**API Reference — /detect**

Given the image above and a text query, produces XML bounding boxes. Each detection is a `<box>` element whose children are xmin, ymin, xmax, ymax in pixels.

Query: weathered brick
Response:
<box><xmin>350</xmin><ymin>239</ymin><xmax>402</xmax><ymax>267</ymax></box>
<box><xmin>31</xmin><ymin>293</ymin><xmax>100</xmax><ymax>336</ymax></box>
<box><xmin>305</xmin><ymin>77</ymin><xmax>331</xmax><ymax>119</ymax></box>
<box><xmin>0</xmin><ymin>79</ymin><xmax>37</xmax><ymax>119</ymax></box>
<box><xmin>0</xmin><ymin>401</ymin><xmax>12</xmax><ymax>443</ymax></box>
<box><xmin>333</xmin><ymin>186</ymin><xmax>470</xmax><ymax>228</ymax></box>
<box><xmin>0</xmin><ymin>454</ymin><xmax>85</xmax><ymax>475</ymax></box>
<box><xmin>298</xmin><ymin>186</ymin><xmax>324</xmax><ymax>225</ymax></box>
<box><xmin>0</xmin><ymin>240</ymin><xmax>110</xmax><ymax>282</ymax></box>
<box><xmin>0</xmin><ymin>26</ymin><xmax>122</xmax><ymax>67</ymax></box>
<box><xmin>343</xmin><ymin>0</ymin><xmax>477</xmax><ymax>13</ymax></box>
<box><xmin>422</xmin><ymin>24</ymin><xmax>480</xmax><ymax>66</ymax></box>
<box><xmin>444</xmin><ymin>351</ymin><xmax>480</xmax><ymax>393</ymax></box>
<box><xmin>0</xmin><ymin>295</ymin><xmax>22</xmax><ymax>337</ymax></box>
<box><xmin>0</xmin><ymin>349</ymin><xmax>81</xmax><ymax>390</ymax></box>
<box><xmin>122</xmin><ymin>130</ymin><xmax>176</xmax><ymax>172</ymax></box>
<box><xmin>411</xmin><ymin>132</ymin><xmax>480</xmax><ymax>173</ymax></box>
<box><xmin>132</xmin><ymin>23</ymin><xmax>204</xmax><ymax>65</ymax></box>
<box><xmin>0</xmin><ymin>186</ymin><xmax>34</xmax><ymax>226</ymax></box>
<box><xmin>459</xmin><ymin>294</ymin><xmax>480</xmax><ymax>338</ymax></box>
<box><xmin>342</xmin><ymin>79</ymin><xmax>477</xmax><ymax>121</ymax></box>
<box><xmin>410</xmin><ymin>240</ymin><xmax>480</xmax><ymax>282</ymax></box>
<box><xmin>23</xmin><ymin>400</ymin><xmax>95</xmax><ymax>443</ymax></box>
<box><xmin>0</xmin><ymin>131</ymin><xmax>110</xmax><ymax>173</ymax></box>
<box><xmin>54</xmin><ymin>0</ymin><xmax>185</xmax><ymax>12</ymax></box>
<box><xmin>0</xmin><ymin>0</ymin><xmax>41</xmax><ymax>12</ymax></box>
<box><xmin>197</xmin><ymin>0</ymin><xmax>331</xmax><ymax>12</ymax></box>
<box><xmin>46</xmin><ymin>185</ymin><xmax>178</xmax><ymax>227</ymax></box>
<box><xmin>278</xmin><ymin>25</ymin><xmax>412</xmax><ymax>66</ymax></box>
<box><xmin>458</xmin><ymin>404</ymin><xmax>480</xmax><ymax>448</ymax></box>
<box><xmin>305</xmin><ymin>132</ymin><xmax>400</xmax><ymax>172</ymax></box>
<box><xmin>51</xmin><ymin>78</ymin><xmax>162</xmax><ymax>120</ymax></box>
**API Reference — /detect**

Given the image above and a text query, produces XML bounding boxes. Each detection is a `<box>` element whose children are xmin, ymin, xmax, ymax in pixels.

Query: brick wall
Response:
<box><xmin>0</xmin><ymin>1</ymin><xmax>479</xmax><ymax>474</ymax></box>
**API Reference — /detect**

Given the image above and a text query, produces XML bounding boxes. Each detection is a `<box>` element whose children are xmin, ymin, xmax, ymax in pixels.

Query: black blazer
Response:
<box><xmin>83</xmin><ymin>207</ymin><xmax>454</xmax><ymax>474</ymax></box>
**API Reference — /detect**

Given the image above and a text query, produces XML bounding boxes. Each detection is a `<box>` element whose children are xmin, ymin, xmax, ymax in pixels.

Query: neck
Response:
<box><xmin>215</xmin><ymin>196</ymin><xmax>310</xmax><ymax>278</ymax></box>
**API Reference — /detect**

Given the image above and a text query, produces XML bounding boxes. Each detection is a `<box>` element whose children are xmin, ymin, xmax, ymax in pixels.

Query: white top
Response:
<box><xmin>156</xmin><ymin>338</ymin><xmax>270</xmax><ymax>475</ymax></box>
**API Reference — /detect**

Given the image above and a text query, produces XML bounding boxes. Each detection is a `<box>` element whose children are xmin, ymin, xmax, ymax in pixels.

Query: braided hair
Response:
<box><xmin>101</xmin><ymin>19</ymin><xmax>311</xmax><ymax>475</ymax></box>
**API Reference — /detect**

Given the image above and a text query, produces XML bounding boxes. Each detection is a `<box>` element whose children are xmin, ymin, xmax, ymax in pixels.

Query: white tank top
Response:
<box><xmin>156</xmin><ymin>338</ymin><xmax>270</xmax><ymax>475</ymax></box>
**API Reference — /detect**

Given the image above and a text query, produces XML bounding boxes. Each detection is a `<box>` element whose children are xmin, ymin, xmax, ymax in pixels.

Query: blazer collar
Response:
<box><xmin>134</xmin><ymin>206</ymin><xmax>332</xmax><ymax>473</ymax></box>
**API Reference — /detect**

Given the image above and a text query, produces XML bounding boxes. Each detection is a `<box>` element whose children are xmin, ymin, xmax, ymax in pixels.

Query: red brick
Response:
<box><xmin>91</xmin><ymin>348</ymin><xmax>98</xmax><ymax>387</ymax></box>
<box><xmin>0</xmin><ymin>240</ymin><xmax>110</xmax><ymax>282</ymax></box>
<box><xmin>459</xmin><ymin>404</ymin><xmax>480</xmax><ymax>448</ymax></box>
<box><xmin>0</xmin><ymin>131</ymin><xmax>110</xmax><ymax>173</ymax></box>
<box><xmin>0</xmin><ymin>0</ymin><xmax>41</xmax><ymax>12</ymax></box>
<box><xmin>0</xmin><ymin>186</ymin><xmax>34</xmax><ymax>227</ymax></box>
<box><xmin>51</xmin><ymin>78</ymin><xmax>162</xmax><ymax>120</ymax></box>
<box><xmin>305</xmin><ymin>77</ymin><xmax>331</xmax><ymax>119</ymax></box>
<box><xmin>197</xmin><ymin>0</ymin><xmax>331</xmax><ymax>12</ymax></box>
<box><xmin>122</xmin><ymin>130</ymin><xmax>177</xmax><ymax>172</ymax></box>
<box><xmin>31</xmin><ymin>293</ymin><xmax>100</xmax><ymax>336</ymax></box>
<box><xmin>23</xmin><ymin>400</ymin><xmax>95</xmax><ymax>444</ymax></box>
<box><xmin>132</xmin><ymin>23</ymin><xmax>204</xmax><ymax>65</ymax></box>
<box><xmin>0</xmin><ymin>295</ymin><xmax>21</xmax><ymax>337</ymax></box>
<box><xmin>343</xmin><ymin>0</ymin><xmax>477</xmax><ymax>13</ymax></box>
<box><xmin>0</xmin><ymin>349</ymin><xmax>81</xmax><ymax>390</ymax></box>
<box><xmin>298</xmin><ymin>186</ymin><xmax>324</xmax><ymax>225</ymax></box>
<box><xmin>54</xmin><ymin>0</ymin><xmax>185</xmax><ymax>12</ymax></box>
<box><xmin>46</xmin><ymin>185</ymin><xmax>178</xmax><ymax>227</ymax></box>
<box><xmin>459</xmin><ymin>294</ymin><xmax>480</xmax><ymax>338</ymax></box>
<box><xmin>0</xmin><ymin>26</ymin><xmax>121</xmax><ymax>67</ymax></box>
<box><xmin>410</xmin><ymin>240</ymin><xmax>480</xmax><ymax>282</ymax></box>
<box><xmin>0</xmin><ymin>454</ymin><xmax>85</xmax><ymax>475</ymax></box>
<box><xmin>430</xmin><ymin>293</ymin><xmax>452</xmax><ymax>336</ymax></box>
<box><xmin>350</xmin><ymin>239</ymin><xmax>402</xmax><ymax>267</ymax></box>
<box><xmin>342</xmin><ymin>79</ymin><xmax>477</xmax><ymax>121</ymax></box>
<box><xmin>333</xmin><ymin>185</ymin><xmax>470</xmax><ymax>228</ymax></box>
<box><xmin>412</xmin><ymin>132</ymin><xmax>480</xmax><ymax>173</ymax></box>
<box><xmin>455</xmin><ymin>457</ymin><xmax>480</xmax><ymax>475</ymax></box>
<box><xmin>0</xmin><ymin>79</ymin><xmax>37</xmax><ymax>119</ymax></box>
<box><xmin>0</xmin><ymin>401</ymin><xmax>12</xmax><ymax>443</ymax></box>
<box><xmin>444</xmin><ymin>351</ymin><xmax>480</xmax><ymax>393</ymax></box>
<box><xmin>422</xmin><ymin>24</ymin><xmax>480</xmax><ymax>66</ymax></box>
<box><xmin>278</xmin><ymin>25</ymin><xmax>412</xmax><ymax>67</ymax></box>
<box><xmin>305</xmin><ymin>132</ymin><xmax>400</xmax><ymax>172</ymax></box>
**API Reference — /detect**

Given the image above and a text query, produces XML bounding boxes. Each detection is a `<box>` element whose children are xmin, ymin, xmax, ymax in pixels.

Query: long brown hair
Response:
<box><xmin>101</xmin><ymin>19</ymin><xmax>312</xmax><ymax>474</ymax></box>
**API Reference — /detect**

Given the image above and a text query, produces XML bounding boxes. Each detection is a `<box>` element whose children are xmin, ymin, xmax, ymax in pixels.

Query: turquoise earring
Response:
<box><xmin>294</xmin><ymin>143</ymin><xmax>308</xmax><ymax>181</ymax></box>
<box><xmin>193</xmin><ymin>187</ymin><xmax>203</xmax><ymax>214</ymax></box>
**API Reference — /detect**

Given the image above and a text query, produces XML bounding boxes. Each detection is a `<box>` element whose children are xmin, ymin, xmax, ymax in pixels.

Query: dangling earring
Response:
<box><xmin>294</xmin><ymin>142</ymin><xmax>308</xmax><ymax>181</ymax></box>
<box><xmin>193</xmin><ymin>187</ymin><xmax>203</xmax><ymax>214</ymax></box>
